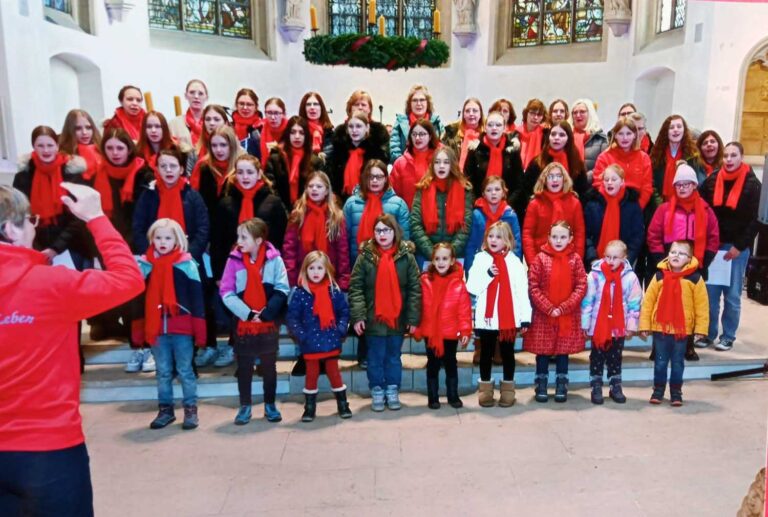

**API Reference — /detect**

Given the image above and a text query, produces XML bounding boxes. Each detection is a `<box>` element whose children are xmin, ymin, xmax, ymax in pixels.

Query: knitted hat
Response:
<box><xmin>673</xmin><ymin>163</ymin><xmax>698</xmax><ymax>185</ymax></box>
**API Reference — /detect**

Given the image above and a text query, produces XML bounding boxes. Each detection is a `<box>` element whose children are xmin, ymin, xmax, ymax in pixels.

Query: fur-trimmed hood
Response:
<box><xmin>17</xmin><ymin>153</ymin><xmax>87</xmax><ymax>176</ymax></box>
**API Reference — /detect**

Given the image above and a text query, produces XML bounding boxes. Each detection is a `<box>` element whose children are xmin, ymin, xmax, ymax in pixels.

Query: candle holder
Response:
<box><xmin>432</xmin><ymin>31</ymin><xmax>441</xmax><ymax>39</ymax></box>
<box><xmin>312</xmin><ymin>28</ymin><xmax>319</xmax><ymax>36</ymax></box>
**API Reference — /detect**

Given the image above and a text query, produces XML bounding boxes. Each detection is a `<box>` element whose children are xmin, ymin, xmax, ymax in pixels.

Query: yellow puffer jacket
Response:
<box><xmin>639</xmin><ymin>257</ymin><xmax>710</xmax><ymax>336</ymax></box>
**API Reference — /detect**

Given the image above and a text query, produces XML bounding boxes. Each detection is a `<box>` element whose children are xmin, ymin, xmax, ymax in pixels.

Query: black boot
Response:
<box><xmin>334</xmin><ymin>389</ymin><xmax>352</xmax><ymax>419</ymax></box>
<box><xmin>182</xmin><ymin>405</ymin><xmax>199</xmax><ymax>430</ymax></box>
<box><xmin>427</xmin><ymin>377</ymin><xmax>440</xmax><ymax>410</ymax></box>
<box><xmin>684</xmin><ymin>338</ymin><xmax>699</xmax><ymax>361</ymax></box>
<box><xmin>670</xmin><ymin>385</ymin><xmax>684</xmax><ymax>407</ymax></box>
<box><xmin>301</xmin><ymin>392</ymin><xmax>317</xmax><ymax>422</ymax></box>
<box><xmin>609</xmin><ymin>376</ymin><xmax>627</xmax><ymax>403</ymax></box>
<box><xmin>534</xmin><ymin>374</ymin><xmax>548</xmax><ymax>403</ymax></box>
<box><xmin>554</xmin><ymin>374</ymin><xmax>568</xmax><ymax>403</ymax></box>
<box><xmin>446</xmin><ymin>377</ymin><xmax>463</xmax><ymax>409</ymax></box>
<box><xmin>590</xmin><ymin>376</ymin><xmax>604</xmax><ymax>405</ymax></box>
<box><xmin>150</xmin><ymin>404</ymin><xmax>176</xmax><ymax>429</ymax></box>
<box><xmin>291</xmin><ymin>355</ymin><xmax>306</xmax><ymax>376</ymax></box>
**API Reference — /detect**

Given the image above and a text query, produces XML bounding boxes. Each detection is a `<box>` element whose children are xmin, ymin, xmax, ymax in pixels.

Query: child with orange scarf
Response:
<box><xmin>640</xmin><ymin>241</ymin><xmax>709</xmax><ymax>406</ymax></box>
<box><xmin>524</xmin><ymin>221</ymin><xmax>587</xmax><ymax>403</ymax></box>
<box><xmin>348</xmin><ymin>215</ymin><xmax>421</xmax><ymax>412</ymax></box>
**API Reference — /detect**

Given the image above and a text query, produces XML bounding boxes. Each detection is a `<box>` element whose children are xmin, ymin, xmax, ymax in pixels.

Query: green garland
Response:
<box><xmin>303</xmin><ymin>34</ymin><xmax>449</xmax><ymax>71</ymax></box>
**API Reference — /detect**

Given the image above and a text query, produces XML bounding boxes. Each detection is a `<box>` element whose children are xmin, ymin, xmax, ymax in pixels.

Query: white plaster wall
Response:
<box><xmin>1</xmin><ymin>0</ymin><xmax>766</xmax><ymax>161</ymax></box>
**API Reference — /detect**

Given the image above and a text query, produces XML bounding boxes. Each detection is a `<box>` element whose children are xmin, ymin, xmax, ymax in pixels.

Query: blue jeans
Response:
<box><xmin>366</xmin><ymin>335</ymin><xmax>404</xmax><ymax>389</ymax></box>
<box><xmin>707</xmin><ymin>245</ymin><xmax>750</xmax><ymax>342</ymax></box>
<box><xmin>653</xmin><ymin>333</ymin><xmax>686</xmax><ymax>387</ymax></box>
<box><xmin>152</xmin><ymin>334</ymin><xmax>197</xmax><ymax>406</ymax></box>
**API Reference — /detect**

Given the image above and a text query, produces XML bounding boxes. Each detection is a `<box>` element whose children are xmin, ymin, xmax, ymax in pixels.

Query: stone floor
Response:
<box><xmin>83</xmin><ymin>378</ymin><xmax>767</xmax><ymax>517</ymax></box>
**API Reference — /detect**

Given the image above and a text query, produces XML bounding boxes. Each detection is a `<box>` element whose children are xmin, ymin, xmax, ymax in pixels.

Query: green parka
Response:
<box><xmin>409</xmin><ymin>184</ymin><xmax>474</xmax><ymax>259</ymax></box>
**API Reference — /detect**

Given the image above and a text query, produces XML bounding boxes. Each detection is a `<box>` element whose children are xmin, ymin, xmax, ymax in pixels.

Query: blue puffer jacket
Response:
<box><xmin>286</xmin><ymin>285</ymin><xmax>350</xmax><ymax>355</ymax></box>
<box><xmin>389</xmin><ymin>113</ymin><xmax>444</xmax><ymax>163</ymax></box>
<box><xmin>343</xmin><ymin>186</ymin><xmax>410</xmax><ymax>263</ymax></box>
<box><xmin>464</xmin><ymin>206</ymin><xmax>522</xmax><ymax>273</ymax></box>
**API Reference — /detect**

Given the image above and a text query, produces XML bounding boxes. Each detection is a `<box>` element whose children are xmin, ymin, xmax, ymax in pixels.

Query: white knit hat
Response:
<box><xmin>673</xmin><ymin>163</ymin><xmax>698</xmax><ymax>185</ymax></box>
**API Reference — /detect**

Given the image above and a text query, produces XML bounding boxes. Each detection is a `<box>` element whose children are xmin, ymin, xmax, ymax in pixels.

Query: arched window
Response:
<box><xmin>657</xmin><ymin>0</ymin><xmax>686</xmax><ymax>33</ymax></box>
<box><xmin>328</xmin><ymin>0</ymin><xmax>436</xmax><ymax>39</ymax></box>
<box><xmin>511</xmin><ymin>0</ymin><xmax>603</xmax><ymax>47</ymax></box>
<box><xmin>148</xmin><ymin>0</ymin><xmax>253</xmax><ymax>39</ymax></box>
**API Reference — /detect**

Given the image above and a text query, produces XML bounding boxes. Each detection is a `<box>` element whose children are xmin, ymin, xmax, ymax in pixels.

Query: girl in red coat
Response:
<box><xmin>592</xmin><ymin>117</ymin><xmax>653</xmax><ymax>209</ymax></box>
<box><xmin>524</xmin><ymin>221</ymin><xmax>587</xmax><ymax>403</ymax></box>
<box><xmin>103</xmin><ymin>85</ymin><xmax>146</xmax><ymax>142</ymax></box>
<box><xmin>522</xmin><ymin>162</ymin><xmax>585</xmax><ymax>265</ymax></box>
<box><xmin>59</xmin><ymin>109</ymin><xmax>102</xmax><ymax>181</ymax></box>
<box><xmin>414</xmin><ymin>243</ymin><xmax>472</xmax><ymax>410</ymax></box>
<box><xmin>390</xmin><ymin>119</ymin><xmax>440</xmax><ymax>208</ymax></box>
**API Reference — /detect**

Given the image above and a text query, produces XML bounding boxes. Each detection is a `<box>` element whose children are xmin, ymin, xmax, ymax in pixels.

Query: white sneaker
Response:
<box><xmin>141</xmin><ymin>349</ymin><xmax>156</xmax><ymax>372</ymax></box>
<box><xmin>715</xmin><ymin>339</ymin><xmax>734</xmax><ymax>351</ymax></box>
<box><xmin>125</xmin><ymin>350</ymin><xmax>144</xmax><ymax>373</ymax></box>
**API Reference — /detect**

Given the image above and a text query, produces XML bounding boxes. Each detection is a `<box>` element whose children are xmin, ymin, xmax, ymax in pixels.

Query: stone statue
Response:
<box><xmin>454</xmin><ymin>0</ymin><xmax>476</xmax><ymax>32</ymax></box>
<box><xmin>604</xmin><ymin>0</ymin><xmax>631</xmax><ymax>37</ymax></box>
<box><xmin>606</xmin><ymin>0</ymin><xmax>631</xmax><ymax>17</ymax></box>
<box><xmin>283</xmin><ymin>0</ymin><xmax>304</xmax><ymax>26</ymax></box>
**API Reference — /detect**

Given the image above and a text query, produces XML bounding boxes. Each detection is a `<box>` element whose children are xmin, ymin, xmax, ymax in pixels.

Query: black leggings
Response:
<box><xmin>589</xmin><ymin>338</ymin><xmax>624</xmax><ymax>378</ymax></box>
<box><xmin>236</xmin><ymin>352</ymin><xmax>277</xmax><ymax>406</ymax></box>
<box><xmin>426</xmin><ymin>339</ymin><xmax>458</xmax><ymax>380</ymax></box>
<box><xmin>477</xmin><ymin>330</ymin><xmax>516</xmax><ymax>381</ymax></box>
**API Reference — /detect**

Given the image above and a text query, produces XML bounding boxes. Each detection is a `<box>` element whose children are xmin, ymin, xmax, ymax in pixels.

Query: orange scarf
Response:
<box><xmin>592</xmin><ymin>261</ymin><xmax>625</xmax><ymax>351</ymax></box>
<box><xmin>235</xmin><ymin>180</ymin><xmax>266</xmax><ymax>223</ymax></box>
<box><xmin>357</xmin><ymin>191</ymin><xmax>384</xmax><ymax>245</ymax></box>
<box><xmin>374</xmin><ymin>245</ymin><xmax>402</xmax><ymax>329</ymax></box>
<box><xmin>475</xmin><ymin>197</ymin><xmax>508</xmax><ymax>232</ymax></box>
<box><xmin>287</xmin><ymin>147</ymin><xmax>304</xmax><ymax>205</ymax></box>
<box><xmin>232</xmin><ymin>111</ymin><xmax>261</xmax><ymax>141</ymax></box>
<box><xmin>113</xmin><ymin>107</ymin><xmax>145</xmax><ymax>141</ymax></box>
<box><xmin>485</xmin><ymin>250</ymin><xmax>517</xmax><ymax>341</ymax></box>
<box><xmin>421</xmin><ymin>178</ymin><xmax>465</xmax><ymax>235</ymax></box>
<box><xmin>301</xmin><ymin>200</ymin><xmax>328</xmax><ymax>253</ymax></box>
<box><xmin>667</xmin><ymin>191</ymin><xmax>708</xmax><ymax>264</ymax></box>
<box><xmin>156</xmin><ymin>177</ymin><xmax>187</xmax><ymax>232</ymax></box>
<box><xmin>343</xmin><ymin>147</ymin><xmax>365</xmax><ymax>195</ymax></box>
<box><xmin>260</xmin><ymin>119</ymin><xmax>288</xmax><ymax>167</ymax></box>
<box><xmin>483</xmin><ymin>134</ymin><xmax>507</xmax><ymax>178</ymax></box>
<box><xmin>308</xmin><ymin>278</ymin><xmax>335</xmax><ymax>330</ymax></box>
<box><xmin>519</xmin><ymin>124</ymin><xmax>543</xmax><ymax>169</ymax></box>
<box><xmin>544</xmin><ymin>243</ymin><xmax>574</xmax><ymax>337</ymax></box>
<box><xmin>597</xmin><ymin>186</ymin><xmax>624</xmax><ymax>257</ymax></box>
<box><xmin>238</xmin><ymin>245</ymin><xmax>276</xmax><ymax>335</ymax></box>
<box><xmin>30</xmin><ymin>152</ymin><xmax>67</xmax><ymax>225</ymax></box>
<box><xmin>713</xmin><ymin>162</ymin><xmax>749</xmax><ymax>210</ymax></box>
<box><xmin>145</xmin><ymin>248</ymin><xmax>182</xmax><ymax>345</ymax></box>
<box><xmin>459</xmin><ymin>127</ymin><xmax>480</xmax><ymax>171</ymax></box>
<box><xmin>657</xmin><ymin>264</ymin><xmax>696</xmax><ymax>340</ymax></box>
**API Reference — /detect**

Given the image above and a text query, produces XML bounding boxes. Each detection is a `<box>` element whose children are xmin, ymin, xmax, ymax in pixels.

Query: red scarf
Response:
<box><xmin>483</xmin><ymin>134</ymin><xmax>507</xmax><ymax>177</ymax></box>
<box><xmin>713</xmin><ymin>162</ymin><xmax>749</xmax><ymax>210</ymax></box>
<box><xmin>144</xmin><ymin>248</ymin><xmax>182</xmax><ymax>345</ymax></box>
<box><xmin>343</xmin><ymin>147</ymin><xmax>365</xmax><ymax>195</ymax></box>
<box><xmin>77</xmin><ymin>143</ymin><xmax>101</xmax><ymax>179</ymax></box>
<box><xmin>506</xmin><ymin>123</ymin><xmax>517</xmax><ymax>134</ymax></box>
<box><xmin>287</xmin><ymin>147</ymin><xmax>304</xmax><ymax>205</ymax></box>
<box><xmin>541</xmin><ymin>190</ymin><xmax>567</xmax><ymax>223</ymax></box>
<box><xmin>547</xmin><ymin>148</ymin><xmax>569</xmax><ymax>172</ymax></box>
<box><xmin>260</xmin><ymin>120</ymin><xmax>288</xmax><ymax>167</ymax></box>
<box><xmin>307</xmin><ymin>120</ymin><xmax>325</xmax><ymax>153</ymax></box>
<box><xmin>191</xmin><ymin>158</ymin><xmax>230</xmax><ymax>194</ymax></box>
<box><xmin>185</xmin><ymin>109</ymin><xmax>203</xmax><ymax>147</ymax></box>
<box><xmin>235</xmin><ymin>181</ymin><xmax>266</xmax><ymax>223</ymax></box>
<box><xmin>141</xmin><ymin>147</ymin><xmax>158</xmax><ymax>173</ymax></box>
<box><xmin>99</xmin><ymin>157</ymin><xmax>146</xmax><ymax>215</ymax></box>
<box><xmin>232</xmin><ymin>111</ymin><xmax>261</xmax><ymax>141</ymax></box>
<box><xmin>597</xmin><ymin>186</ymin><xmax>624</xmax><ymax>257</ymax></box>
<box><xmin>485</xmin><ymin>250</ymin><xmax>517</xmax><ymax>341</ymax></box>
<box><xmin>656</xmin><ymin>263</ymin><xmax>697</xmax><ymax>340</ymax></box>
<box><xmin>640</xmin><ymin>134</ymin><xmax>651</xmax><ymax>154</ymax></box>
<box><xmin>301</xmin><ymin>200</ymin><xmax>329</xmax><ymax>253</ymax></box>
<box><xmin>459</xmin><ymin>127</ymin><xmax>480</xmax><ymax>171</ymax></box>
<box><xmin>357</xmin><ymin>191</ymin><xmax>384</xmax><ymax>245</ymax></box>
<box><xmin>592</xmin><ymin>262</ymin><xmax>625</xmax><ymax>351</ymax></box>
<box><xmin>421</xmin><ymin>178</ymin><xmax>465</xmax><ymax>235</ymax></box>
<box><xmin>238</xmin><ymin>245</ymin><xmax>276</xmax><ymax>335</ymax></box>
<box><xmin>374</xmin><ymin>246</ymin><xmax>402</xmax><ymax>329</ymax></box>
<box><xmin>156</xmin><ymin>177</ymin><xmax>187</xmax><ymax>231</ymax></box>
<box><xmin>425</xmin><ymin>267</ymin><xmax>462</xmax><ymax>357</ymax></box>
<box><xmin>544</xmin><ymin>243</ymin><xmax>574</xmax><ymax>337</ymax></box>
<box><xmin>113</xmin><ymin>107</ymin><xmax>145</xmax><ymax>141</ymax></box>
<box><xmin>519</xmin><ymin>124</ymin><xmax>543</xmax><ymax>169</ymax></box>
<box><xmin>475</xmin><ymin>197</ymin><xmax>508</xmax><ymax>232</ymax></box>
<box><xmin>702</xmin><ymin>162</ymin><xmax>715</xmax><ymax>178</ymax></box>
<box><xmin>411</xmin><ymin>147</ymin><xmax>432</xmax><ymax>180</ymax></box>
<box><xmin>408</xmin><ymin>112</ymin><xmax>430</xmax><ymax>127</ymax></box>
<box><xmin>308</xmin><ymin>278</ymin><xmax>335</xmax><ymax>330</ymax></box>
<box><xmin>662</xmin><ymin>146</ymin><xmax>681</xmax><ymax>200</ymax></box>
<box><xmin>667</xmin><ymin>191</ymin><xmax>708</xmax><ymax>264</ymax></box>
<box><xmin>572</xmin><ymin>129</ymin><xmax>587</xmax><ymax>161</ymax></box>
<box><xmin>30</xmin><ymin>152</ymin><xmax>67</xmax><ymax>225</ymax></box>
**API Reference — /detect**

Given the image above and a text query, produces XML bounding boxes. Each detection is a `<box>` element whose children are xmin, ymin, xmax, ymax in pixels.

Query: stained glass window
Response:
<box><xmin>511</xmin><ymin>0</ymin><xmax>602</xmax><ymax>47</ymax></box>
<box><xmin>329</xmin><ymin>0</ymin><xmax>435</xmax><ymax>37</ymax></box>
<box><xmin>43</xmin><ymin>0</ymin><xmax>71</xmax><ymax>14</ymax></box>
<box><xmin>148</xmin><ymin>0</ymin><xmax>252</xmax><ymax>39</ymax></box>
<box><xmin>658</xmin><ymin>0</ymin><xmax>686</xmax><ymax>33</ymax></box>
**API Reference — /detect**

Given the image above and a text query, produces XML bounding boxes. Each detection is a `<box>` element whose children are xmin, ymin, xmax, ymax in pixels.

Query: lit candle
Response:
<box><xmin>174</xmin><ymin>96</ymin><xmax>182</xmax><ymax>116</ymax></box>
<box><xmin>310</xmin><ymin>5</ymin><xmax>318</xmax><ymax>31</ymax></box>
<box><xmin>378</xmin><ymin>15</ymin><xmax>385</xmax><ymax>36</ymax></box>
<box><xmin>368</xmin><ymin>0</ymin><xmax>376</xmax><ymax>25</ymax></box>
<box><xmin>144</xmin><ymin>92</ymin><xmax>154</xmax><ymax>112</ymax></box>
<box><xmin>433</xmin><ymin>9</ymin><xmax>441</xmax><ymax>33</ymax></box>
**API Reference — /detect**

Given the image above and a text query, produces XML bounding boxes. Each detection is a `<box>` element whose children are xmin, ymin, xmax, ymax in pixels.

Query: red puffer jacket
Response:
<box><xmin>522</xmin><ymin>192</ymin><xmax>585</xmax><ymax>265</ymax></box>
<box><xmin>523</xmin><ymin>246</ymin><xmax>587</xmax><ymax>355</ymax></box>
<box><xmin>414</xmin><ymin>266</ymin><xmax>472</xmax><ymax>343</ymax></box>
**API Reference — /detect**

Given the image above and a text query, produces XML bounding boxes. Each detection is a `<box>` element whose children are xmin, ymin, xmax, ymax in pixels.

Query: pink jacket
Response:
<box><xmin>646</xmin><ymin>201</ymin><xmax>720</xmax><ymax>256</ymax></box>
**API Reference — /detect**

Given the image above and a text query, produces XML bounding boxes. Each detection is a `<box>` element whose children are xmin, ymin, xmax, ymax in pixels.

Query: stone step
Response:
<box><xmin>79</xmin><ymin>349</ymin><xmax>766</xmax><ymax>402</ymax></box>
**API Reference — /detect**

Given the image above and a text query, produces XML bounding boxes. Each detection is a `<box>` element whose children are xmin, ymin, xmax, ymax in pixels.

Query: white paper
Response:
<box><xmin>51</xmin><ymin>250</ymin><xmax>76</xmax><ymax>270</ymax></box>
<box><xmin>706</xmin><ymin>250</ymin><xmax>732</xmax><ymax>286</ymax></box>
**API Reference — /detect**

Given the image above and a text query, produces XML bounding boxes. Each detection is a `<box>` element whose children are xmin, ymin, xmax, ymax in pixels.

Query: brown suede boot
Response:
<box><xmin>477</xmin><ymin>380</ymin><xmax>495</xmax><ymax>407</ymax></box>
<box><xmin>498</xmin><ymin>380</ymin><xmax>516</xmax><ymax>407</ymax></box>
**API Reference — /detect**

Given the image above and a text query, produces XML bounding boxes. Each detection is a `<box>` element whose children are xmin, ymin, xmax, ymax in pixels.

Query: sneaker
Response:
<box><xmin>371</xmin><ymin>386</ymin><xmax>386</xmax><ymax>412</ymax></box>
<box><xmin>125</xmin><ymin>349</ymin><xmax>144</xmax><ymax>373</ymax></box>
<box><xmin>649</xmin><ymin>386</ymin><xmax>664</xmax><ymax>405</ymax></box>
<box><xmin>264</xmin><ymin>403</ymin><xmax>282</xmax><ymax>422</ymax></box>
<box><xmin>670</xmin><ymin>388</ymin><xmax>683</xmax><ymax>407</ymax></box>
<box><xmin>694</xmin><ymin>337</ymin><xmax>713</xmax><ymax>349</ymax></box>
<box><xmin>195</xmin><ymin>348</ymin><xmax>217</xmax><ymax>367</ymax></box>
<box><xmin>385</xmin><ymin>385</ymin><xmax>401</xmax><ymax>410</ymax></box>
<box><xmin>214</xmin><ymin>345</ymin><xmax>234</xmax><ymax>367</ymax></box>
<box><xmin>141</xmin><ymin>349</ymin><xmax>156</xmax><ymax>372</ymax></box>
<box><xmin>715</xmin><ymin>339</ymin><xmax>734</xmax><ymax>351</ymax></box>
<box><xmin>234</xmin><ymin>405</ymin><xmax>252</xmax><ymax>425</ymax></box>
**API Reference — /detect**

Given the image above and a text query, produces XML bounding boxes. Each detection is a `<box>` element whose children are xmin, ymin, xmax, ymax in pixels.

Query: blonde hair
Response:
<box><xmin>608</xmin><ymin>117</ymin><xmax>640</xmax><ymax>151</ymax></box>
<box><xmin>288</xmin><ymin>171</ymin><xmax>345</xmax><ymax>240</ymax></box>
<box><xmin>481</xmin><ymin>221</ymin><xmax>515</xmax><ymax>252</ymax></box>
<box><xmin>533</xmin><ymin>162</ymin><xmax>574</xmax><ymax>195</ymax></box>
<box><xmin>550</xmin><ymin>220</ymin><xmax>573</xmax><ymax>236</ymax></box>
<box><xmin>345</xmin><ymin>90</ymin><xmax>373</xmax><ymax>117</ymax></box>
<box><xmin>230</xmin><ymin>154</ymin><xmax>273</xmax><ymax>190</ymax></box>
<box><xmin>602</xmin><ymin>163</ymin><xmax>625</xmax><ymax>180</ymax></box>
<box><xmin>147</xmin><ymin>218</ymin><xmax>188</xmax><ymax>252</ymax></box>
<box><xmin>404</xmin><ymin>84</ymin><xmax>434</xmax><ymax>116</ymax></box>
<box><xmin>426</xmin><ymin>242</ymin><xmax>458</xmax><ymax>276</ymax></box>
<box><xmin>569</xmin><ymin>99</ymin><xmax>602</xmax><ymax>134</ymax></box>
<box><xmin>204</xmin><ymin>126</ymin><xmax>242</xmax><ymax>174</ymax></box>
<box><xmin>59</xmin><ymin>109</ymin><xmax>101</xmax><ymax>154</ymax></box>
<box><xmin>604</xmin><ymin>239</ymin><xmax>628</xmax><ymax>256</ymax></box>
<box><xmin>298</xmin><ymin>250</ymin><xmax>339</xmax><ymax>290</ymax></box>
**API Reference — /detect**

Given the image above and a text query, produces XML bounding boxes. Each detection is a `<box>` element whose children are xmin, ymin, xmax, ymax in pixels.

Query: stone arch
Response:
<box><xmin>633</xmin><ymin>66</ymin><xmax>676</xmax><ymax>135</ymax></box>
<box><xmin>48</xmin><ymin>52</ymin><xmax>103</xmax><ymax>127</ymax></box>
<box><xmin>735</xmin><ymin>37</ymin><xmax>768</xmax><ymax>158</ymax></box>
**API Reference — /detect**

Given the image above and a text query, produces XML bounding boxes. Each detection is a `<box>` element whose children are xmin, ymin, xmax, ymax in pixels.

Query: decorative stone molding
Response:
<box><xmin>104</xmin><ymin>0</ymin><xmax>135</xmax><ymax>23</ymax></box>
<box><xmin>280</xmin><ymin>0</ymin><xmax>306</xmax><ymax>43</ymax></box>
<box><xmin>604</xmin><ymin>0</ymin><xmax>631</xmax><ymax>37</ymax></box>
<box><xmin>452</xmin><ymin>0</ymin><xmax>477</xmax><ymax>48</ymax></box>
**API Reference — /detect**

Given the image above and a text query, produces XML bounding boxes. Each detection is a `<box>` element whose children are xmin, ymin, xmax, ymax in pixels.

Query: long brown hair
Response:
<box><xmin>535</xmin><ymin>120</ymin><xmax>585</xmax><ymax>177</ymax></box>
<box><xmin>359</xmin><ymin>159</ymin><xmax>389</xmax><ymax>197</ymax></box>
<box><xmin>202</xmin><ymin>126</ymin><xmax>241</xmax><ymax>174</ymax></box>
<box><xmin>697</xmin><ymin>129</ymin><xmax>724</xmax><ymax>168</ymax></box>
<box><xmin>458</xmin><ymin>97</ymin><xmax>484</xmax><ymax>137</ymax></box>
<box><xmin>489</xmin><ymin>99</ymin><xmax>517</xmax><ymax>125</ymax></box>
<box><xmin>288</xmin><ymin>171</ymin><xmax>345</xmax><ymax>240</ymax></box>
<box><xmin>607</xmin><ymin>117</ymin><xmax>640</xmax><ymax>151</ymax></box>
<box><xmin>278</xmin><ymin>115</ymin><xmax>313</xmax><ymax>173</ymax></box>
<box><xmin>299</xmin><ymin>92</ymin><xmax>333</xmax><ymax>129</ymax></box>
<box><xmin>59</xmin><ymin>109</ymin><xmax>102</xmax><ymax>154</ymax></box>
<box><xmin>416</xmin><ymin>146</ymin><xmax>472</xmax><ymax>190</ymax></box>
<box><xmin>405</xmin><ymin>119</ymin><xmax>440</xmax><ymax>155</ymax></box>
<box><xmin>650</xmin><ymin>115</ymin><xmax>697</xmax><ymax>170</ymax></box>
<box><xmin>101</xmin><ymin>127</ymin><xmax>138</xmax><ymax>165</ymax></box>
<box><xmin>197</xmin><ymin>104</ymin><xmax>230</xmax><ymax>154</ymax></box>
<box><xmin>137</xmin><ymin>111</ymin><xmax>175</xmax><ymax>158</ymax></box>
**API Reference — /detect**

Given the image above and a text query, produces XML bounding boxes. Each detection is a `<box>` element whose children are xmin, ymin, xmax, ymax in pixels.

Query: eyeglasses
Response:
<box><xmin>26</xmin><ymin>214</ymin><xmax>40</xmax><ymax>228</ymax></box>
<box><xmin>265</xmin><ymin>111</ymin><xmax>283</xmax><ymax>117</ymax></box>
<box><xmin>369</xmin><ymin>174</ymin><xmax>386</xmax><ymax>181</ymax></box>
<box><xmin>237</xmin><ymin>102</ymin><xmax>256</xmax><ymax>108</ymax></box>
<box><xmin>411</xmin><ymin>98</ymin><xmax>427</xmax><ymax>104</ymax></box>
<box><xmin>669</xmin><ymin>250</ymin><xmax>690</xmax><ymax>257</ymax></box>
<box><xmin>374</xmin><ymin>227</ymin><xmax>393</xmax><ymax>235</ymax></box>
<box><xmin>675</xmin><ymin>182</ymin><xmax>696</xmax><ymax>189</ymax></box>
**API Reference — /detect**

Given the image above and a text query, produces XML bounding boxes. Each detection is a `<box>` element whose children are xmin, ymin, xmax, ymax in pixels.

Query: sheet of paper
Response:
<box><xmin>51</xmin><ymin>250</ymin><xmax>76</xmax><ymax>270</ymax></box>
<box><xmin>706</xmin><ymin>250</ymin><xmax>732</xmax><ymax>286</ymax></box>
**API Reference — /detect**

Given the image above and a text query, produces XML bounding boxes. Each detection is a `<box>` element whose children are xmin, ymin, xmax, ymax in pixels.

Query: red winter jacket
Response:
<box><xmin>522</xmin><ymin>192</ymin><xmax>585</xmax><ymax>265</ymax></box>
<box><xmin>414</xmin><ymin>267</ymin><xmax>472</xmax><ymax>342</ymax></box>
<box><xmin>282</xmin><ymin>221</ymin><xmax>351</xmax><ymax>290</ymax></box>
<box><xmin>592</xmin><ymin>148</ymin><xmax>653</xmax><ymax>209</ymax></box>
<box><xmin>0</xmin><ymin>217</ymin><xmax>144</xmax><ymax>451</ymax></box>
<box><xmin>390</xmin><ymin>150</ymin><xmax>429</xmax><ymax>209</ymax></box>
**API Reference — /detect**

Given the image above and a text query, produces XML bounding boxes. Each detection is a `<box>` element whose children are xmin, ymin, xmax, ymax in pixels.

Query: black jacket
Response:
<box><xmin>326</xmin><ymin>122</ymin><xmax>389</xmax><ymax>201</ymax></box>
<box><xmin>701</xmin><ymin>167</ymin><xmax>762</xmax><ymax>251</ymax></box>
<box><xmin>264</xmin><ymin>148</ymin><xmax>325</xmax><ymax>209</ymax></box>
<box><xmin>197</xmin><ymin>163</ymin><xmax>229</xmax><ymax>223</ymax></box>
<box><xmin>582</xmin><ymin>187</ymin><xmax>645</xmax><ymax>267</ymax></box>
<box><xmin>463</xmin><ymin>132</ymin><xmax>524</xmax><ymax>205</ymax></box>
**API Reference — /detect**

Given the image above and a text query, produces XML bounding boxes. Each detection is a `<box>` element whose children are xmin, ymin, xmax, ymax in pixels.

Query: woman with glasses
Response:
<box><xmin>389</xmin><ymin>84</ymin><xmax>444</xmax><ymax>163</ymax></box>
<box><xmin>232</xmin><ymin>88</ymin><xmax>262</xmax><ymax>143</ymax></box>
<box><xmin>390</xmin><ymin>119</ymin><xmax>441</xmax><ymax>208</ymax></box>
<box><xmin>518</xmin><ymin>98</ymin><xmax>547</xmax><ymax>170</ymax></box>
<box><xmin>569</xmin><ymin>98</ymin><xmax>608</xmax><ymax>175</ymax></box>
<box><xmin>250</xmin><ymin>97</ymin><xmax>288</xmax><ymax>167</ymax></box>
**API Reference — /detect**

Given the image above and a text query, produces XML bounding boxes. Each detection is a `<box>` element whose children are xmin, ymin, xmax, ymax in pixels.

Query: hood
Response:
<box><xmin>656</xmin><ymin>256</ymin><xmax>700</xmax><ymax>273</ymax></box>
<box><xmin>17</xmin><ymin>153</ymin><xmax>86</xmax><ymax>175</ymax></box>
<box><xmin>0</xmin><ymin>244</ymin><xmax>47</xmax><ymax>292</ymax></box>
<box><xmin>422</xmin><ymin>261</ymin><xmax>465</xmax><ymax>282</ymax></box>
<box><xmin>228</xmin><ymin>241</ymin><xmax>281</xmax><ymax>262</ymax></box>
<box><xmin>590</xmin><ymin>258</ymin><xmax>634</xmax><ymax>275</ymax></box>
